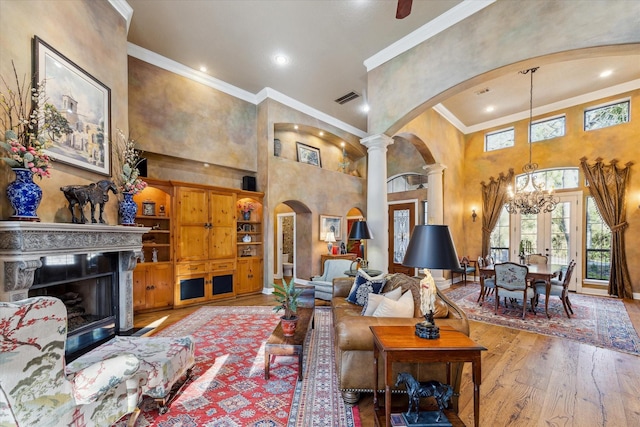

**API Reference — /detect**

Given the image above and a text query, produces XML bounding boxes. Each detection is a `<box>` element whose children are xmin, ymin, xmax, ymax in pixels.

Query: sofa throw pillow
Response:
<box><xmin>346</xmin><ymin>269</ymin><xmax>386</xmax><ymax>306</ymax></box>
<box><xmin>361</xmin><ymin>286</ymin><xmax>403</xmax><ymax>316</ymax></box>
<box><xmin>372</xmin><ymin>289</ymin><xmax>414</xmax><ymax>318</ymax></box>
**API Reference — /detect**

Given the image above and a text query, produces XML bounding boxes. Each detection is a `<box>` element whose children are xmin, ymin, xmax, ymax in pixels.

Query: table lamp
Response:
<box><xmin>403</xmin><ymin>225</ymin><xmax>461</xmax><ymax>339</ymax></box>
<box><xmin>324</xmin><ymin>231</ymin><xmax>336</xmax><ymax>254</ymax></box>
<box><xmin>348</xmin><ymin>220</ymin><xmax>373</xmax><ymax>269</ymax></box>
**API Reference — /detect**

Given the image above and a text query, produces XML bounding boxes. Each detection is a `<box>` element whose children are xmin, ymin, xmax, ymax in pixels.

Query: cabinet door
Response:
<box><xmin>176</xmin><ymin>187</ymin><xmax>209</xmax><ymax>261</ymax></box>
<box><xmin>237</xmin><ymin>258</ymin><xmax>263</xmax><ymax>295</ymax></box>
<box><xmin>133</xmin><ymin>268</ymin><xmax>148</xmax><ymax>310</ymax></box>
<box><xmin>210</xmin><ymin>193</ymin><xmax>236</xmax><ymax>226</ymax></box>
<box><xmin>147</xmin><ymin>263</ymin><xmax>173</xmax><ymax>309</ymax></box>
<box><xmin>209</xmin><ymin>193</ymin><xmax>236</xmax><ymax>259</ymax></box>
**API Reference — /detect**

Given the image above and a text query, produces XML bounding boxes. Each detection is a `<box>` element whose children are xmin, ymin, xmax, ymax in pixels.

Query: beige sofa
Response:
<box><xmin>332</xmin><ymin>273</ymin><xmax>469</xmax><ymax>408</ymax></box>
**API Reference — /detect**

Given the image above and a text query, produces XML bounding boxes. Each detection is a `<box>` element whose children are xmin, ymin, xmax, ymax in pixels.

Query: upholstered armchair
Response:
<box><xmin>310</xmin><ymin>259</ymin><xmax>354</xmax><ymax>300</ymax></box>
<box><xmin>0</xmin><ymin>297</ymin><xmax>142</xmax><ymax>427</ymax></box>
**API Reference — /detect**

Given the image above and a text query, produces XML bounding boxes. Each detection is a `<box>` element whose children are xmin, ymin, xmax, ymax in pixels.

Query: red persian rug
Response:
<box><xmin>117</xmin><ymin>306</ymin><xmax>360</xmax><ymax>426</ymax></box>
<box><xmin>444</xmin><ymin>285</ymin><xmax>640</xmax><ymax>356</ymax></box>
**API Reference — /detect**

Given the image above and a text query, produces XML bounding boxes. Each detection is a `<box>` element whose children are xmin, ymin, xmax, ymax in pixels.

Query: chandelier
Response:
<box><xmin>505</xmin><ymin>67</ymin><xmax>558</xmax><ymax>215</ymax></box>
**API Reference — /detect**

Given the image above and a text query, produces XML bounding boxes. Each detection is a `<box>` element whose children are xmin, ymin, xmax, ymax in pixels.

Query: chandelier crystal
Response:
<box><xmin>505</xmin><ymin>67</ymin><xmax>558</xmax><ymax>215</ymax></box>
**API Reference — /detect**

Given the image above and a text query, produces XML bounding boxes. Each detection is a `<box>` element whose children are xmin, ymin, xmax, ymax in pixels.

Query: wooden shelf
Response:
<box><xmin>135</xmin><ymin>215</ymin><xmax>170</xmax><ymax>220</ymax></box>
<box><xmin>142</xmin><ymin>243</ymin><xmax>171</xmax><ymax>248</ymax></box>
<box><xmin>237</xmin><ymin>242</ymin><xmax>262</xmax><ymax>246</ymax></box>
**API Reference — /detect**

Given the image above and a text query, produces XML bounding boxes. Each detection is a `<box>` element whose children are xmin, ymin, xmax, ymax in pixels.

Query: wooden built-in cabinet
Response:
<box><xmin>132</xmin><ymin>179</ymin><xmax>174</xmax><ymax>312</ymax></box>
<box><xmin>132</xmin><ymin>180</ymin><xmax>263</xmax><ymax>311</ymax></box>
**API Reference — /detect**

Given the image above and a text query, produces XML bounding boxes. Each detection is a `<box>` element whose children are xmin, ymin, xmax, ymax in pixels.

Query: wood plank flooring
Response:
<box><xmin>133</xmin><ymin>284</ymin><xmax>640</xmax><ymax>427</ymax></box>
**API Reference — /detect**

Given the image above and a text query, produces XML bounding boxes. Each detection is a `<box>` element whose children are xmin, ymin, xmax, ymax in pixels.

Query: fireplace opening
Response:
<box><xmin>29</xmin><ymin>252</ymin><xmax>118</xmax><ymax>359</ymax></box>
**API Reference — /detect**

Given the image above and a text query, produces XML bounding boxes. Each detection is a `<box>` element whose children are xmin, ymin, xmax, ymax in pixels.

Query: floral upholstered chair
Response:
<box><xmin>494</xmin><ymin>262</ymin><xmax>535</xmax><ymax>319</ymax></box>
<box><xmin>0</xmin><ymin>297</ymin><xmax>141</xmax><ymax>427</ymax></box>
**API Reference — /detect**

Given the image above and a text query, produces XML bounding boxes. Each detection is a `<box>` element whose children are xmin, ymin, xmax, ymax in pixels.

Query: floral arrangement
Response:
<box><xmin>0</xmin><ymin>62</ymin><xmax>71</xmax><ymax>179</ymax></box>
<box><xmin>117</xmin><ymin>129</ymin><xmax>147</xmax><ymax>194</ymax></box>
<box><xmin>240</xmin><ymin>202</ymin><xmax>255</xmax><ymax>214</ymax></box>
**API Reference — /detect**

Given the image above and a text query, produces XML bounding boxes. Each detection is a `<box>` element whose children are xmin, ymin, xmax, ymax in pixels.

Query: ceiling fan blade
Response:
<box><xmin>396</xmin><ymin>0</ymin><xmax>413</xmax><ymax>19</ymax></box>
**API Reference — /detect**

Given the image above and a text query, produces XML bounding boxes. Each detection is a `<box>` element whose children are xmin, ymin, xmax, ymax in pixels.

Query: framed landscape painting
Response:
<box><xmin>34</xmin><ymin>36</ymin><xmax>111</xmax><ymax>175</ymax></box>
<box><xmin>320</xmin><ymin>215</ymin><xmax>342</xmax><ymax>241</ymax></box>
<box><xmin>296</xmin><ymin>142</ymin><xmax>321</xmax><ymax>167</ymax></box>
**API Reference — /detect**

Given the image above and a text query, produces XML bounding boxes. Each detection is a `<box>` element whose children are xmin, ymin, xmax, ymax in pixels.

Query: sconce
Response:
<box><xmin>471</xmin><ymin>208</ymin><xmax>477</xmax><ymax>222</ymax></box>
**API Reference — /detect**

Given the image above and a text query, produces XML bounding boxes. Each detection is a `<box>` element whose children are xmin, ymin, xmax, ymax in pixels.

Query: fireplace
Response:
<box><xmin>0</xmin><ymin>222</ymin><xmax>148</xmax><ymax>356</ymax></box>
<box><xmin>29</xmin><ymin>252</ymin><xmax>119</xmax><ymax>357</ymax></box>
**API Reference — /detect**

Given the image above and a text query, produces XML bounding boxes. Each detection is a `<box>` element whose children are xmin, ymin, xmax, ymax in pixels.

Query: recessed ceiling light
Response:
<box><xmin>319</xmin><ymin>131</ymin><xmax>324</xmax><ymax>136</ymax></box>
<box><xmin>362</xmin><ymin>104</ymin><xmax>370</xmax><ymax>113</ymax></box>
<box><xmin>599</xmin><ymin>69</ymin><xmax>613</xmax><ymax>78</ymax></box>
<box><xmin>485</xmin><ymin>106</ymin><xmax>495</xmax><ymax>113</ymax></box>
<box><xmin>341</xmin><ymin>142</ymin><xmax>345</xmax><ymax>147</ymax></box>
<box><xmin>200</xmin><ymin>66</ymin><xmax>207</xmax><ymax>72</ymax></box>
<box><xmin>294</xmin><ymin>125</ymin><xmax>299</xmax><ymax>130</ymax></box>
<box><xmin>274</xmin><ymin>54</ymin><xmax>289</xmax><ymax>66</ymax></box>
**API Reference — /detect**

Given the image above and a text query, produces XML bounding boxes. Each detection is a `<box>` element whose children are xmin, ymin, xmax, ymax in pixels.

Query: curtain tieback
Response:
<box><xmin>482</xmin><ymin>227</ymin><xmax>492</xmax><ymax>233</ymax></box>
<box><xmin>610</xmin><ymin>222</ymin><xmax>628</xmax><ymax>232</ymax></box>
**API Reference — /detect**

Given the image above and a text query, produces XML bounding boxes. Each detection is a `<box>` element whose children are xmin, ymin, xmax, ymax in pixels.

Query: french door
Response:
<box><xmin>388</xmin><ymin>201</ymin><xmax>416</xmax><ymax>275</ymax></box>
<box><xmin>511</xmin><ymin>191</ymin><xmax>582</xmax><ymax>291</ymax></box>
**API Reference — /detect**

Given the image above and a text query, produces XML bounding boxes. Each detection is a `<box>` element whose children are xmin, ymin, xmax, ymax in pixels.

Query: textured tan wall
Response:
<box><xmin>463</xmin><ymin>89</ymin><xmax>640</xmax><ymax>292</ymax></box>
<box><xmin>259</xmin><ymin>99</ymin><xmax>366</xmax><ymax>283</ymax></box>
<box><xmin>0</xmin><ymin>0</ymin><xmax>128</xmax><ymax>223</ymax></box>
<box><xmin>128</xmin><ymin>57</ymin><xmax>257</xmax><ymax>175</ymax></box>
<box><xmin>368</xmin><ymin>0</ymin><xmax>640</xmax><ymax>135</ymax></box>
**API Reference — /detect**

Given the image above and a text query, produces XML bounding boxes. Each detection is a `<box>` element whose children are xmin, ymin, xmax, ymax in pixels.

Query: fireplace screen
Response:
<box><xmin>30</xmin><ymin>252</ymin><xmax>118</xmax><ymax>358</ymax></box>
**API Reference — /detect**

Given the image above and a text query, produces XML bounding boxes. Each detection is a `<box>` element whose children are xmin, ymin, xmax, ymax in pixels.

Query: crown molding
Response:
<box><xmin>128</xmin><ymin>44</ymin><xmax>368</xmax><ymax>137</ymax></box>
<box><xmin>364</xmin><ymin>0</ymin><xmax>496</xmax><ymax>72</ymax></box>
<box><xmin>256</xmin><ymin>88</ymin><xmax>368</xmax><ymax>138</ymax></box>
<box><xmin>108</xmin><ymin>0</ymin><xmax>133</xmax><ymax>33</ymax></box>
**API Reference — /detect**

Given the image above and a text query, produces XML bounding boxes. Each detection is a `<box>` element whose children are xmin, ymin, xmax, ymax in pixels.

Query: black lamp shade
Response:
<box><xmin>402</xmin><ymin>225</ymin><xmax>461</xmax><ymax>270</ymax></box>
<box><xmin>348</xmin><ymin>221</ymin><xmax>373</xmax><ymax>240</ymax></box>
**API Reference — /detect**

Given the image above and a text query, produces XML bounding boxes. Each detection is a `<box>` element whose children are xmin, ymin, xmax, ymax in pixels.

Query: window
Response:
<box><xmin>530</xmin><ymin>115</ymin><xmax>565</xmax><ymax>142</ymax></box>
<box><xmin>584</xmin><ymin>100</ymin><xmax>630</xmax><ymax>131</ymax></box>
<box><xmin>489</xmin><ymin>206</ymin><xmax>510</xmax><ymax>262</ymax></box>
<box><xmin>514</xmin><ymin>168</ymin><xmax>579</xmax><ymax>191</ymax></box>
<box><xmin>585</xmin><ymin>197</ymin><xmax>611</xmax><ymax>280</ymax></box>
<box><xmin>485</xmin><ymin>128</ymin><xmax>514</xmax><ymax>152</ymax></box>
<box><xmin>387</xmin><ymin>173</ymin><xmax>427</xmax><ymax>193</ymax></box>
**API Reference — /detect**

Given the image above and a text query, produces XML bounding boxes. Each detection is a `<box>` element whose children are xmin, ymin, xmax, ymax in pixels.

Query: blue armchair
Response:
<box><xmin>310</xmin><ymin>259</ymin><xmax>354</xmax><ymax>300</ymax></box>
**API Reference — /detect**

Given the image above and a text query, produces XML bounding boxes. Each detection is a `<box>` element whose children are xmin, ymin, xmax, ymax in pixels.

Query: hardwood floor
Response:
<box><xmin>133</xmin><ymin>284</ymin><xmax>640</xmax><ymax>426</ymax></box>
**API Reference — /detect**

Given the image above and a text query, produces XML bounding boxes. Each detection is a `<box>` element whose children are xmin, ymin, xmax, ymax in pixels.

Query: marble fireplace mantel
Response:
<box><xmin>0</xmin><ymin>222</ymin><xmax>149</xmax><ymax>331</ymax></box>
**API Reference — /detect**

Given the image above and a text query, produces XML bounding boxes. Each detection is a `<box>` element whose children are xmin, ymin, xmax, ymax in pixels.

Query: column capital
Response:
<box><xmin>360</xmin><ymin>134</ymin><xmax>394</xmax><ymax>151</ymax></box>
<box><xmin>423</xmin><ymin>163</ymin><xmax>447</xmax><ymax>175</ymax></box>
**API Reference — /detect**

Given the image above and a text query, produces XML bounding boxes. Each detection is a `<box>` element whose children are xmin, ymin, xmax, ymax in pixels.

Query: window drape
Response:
<box><xmin>580</xmin><ymin>157</ymin><xmax>633</xmax><ymax>299</ymax></box>
<box><xmin>481</xmin><ymin>169</ymin><xmax>514</xmax><ymax>258</ymax></box>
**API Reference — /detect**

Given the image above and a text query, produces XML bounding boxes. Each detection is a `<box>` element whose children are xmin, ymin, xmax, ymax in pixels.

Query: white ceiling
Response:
<box><xmin>125</xmin><ymin>0</ymin><xmax>640</xmax><ymax>135</ymax></box>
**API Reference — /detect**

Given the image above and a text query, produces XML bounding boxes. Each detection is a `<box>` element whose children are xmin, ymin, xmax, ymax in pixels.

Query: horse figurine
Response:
<box><xmin>395</xmin><ymin>372</ymin><xmax>454</xmax><ymax>423</ymax></box>
<box><xmin>61</xmin><ymin>180</ymin><xmax>118</xmax><ymax>224</ymax></box>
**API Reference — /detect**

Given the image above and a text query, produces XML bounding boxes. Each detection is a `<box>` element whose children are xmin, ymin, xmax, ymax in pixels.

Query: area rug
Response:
<box><xmin>444</xmin><ymin>286</ymin><xmax>640</xmax><ymax>356</ymax></box>
<box><xmin>118</xmin><ymin>306</ymin><xmax>360</xmax><ymax>426</ymax></box>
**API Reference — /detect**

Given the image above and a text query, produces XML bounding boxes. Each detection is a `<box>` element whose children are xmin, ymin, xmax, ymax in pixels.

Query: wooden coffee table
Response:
<box><xmin>264</xmin><ymin>285</ymin><xmax>315</xmax><ymax>381</ymax></box>
<box><xmin>371</xmin><ymin>325</ymin><xmax>487</xmax><ymax>427</ymax></box>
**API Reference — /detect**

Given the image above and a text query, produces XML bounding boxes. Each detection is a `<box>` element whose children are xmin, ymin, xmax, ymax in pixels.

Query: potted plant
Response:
<box><xmin>272</xmin><ymin>277</ymin><xmax>303</xmax><ymax>337</ymax></box>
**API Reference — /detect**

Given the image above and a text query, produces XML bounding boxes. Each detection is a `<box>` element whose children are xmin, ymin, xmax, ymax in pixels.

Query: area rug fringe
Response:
<box><xmin>444</xmin><ymin>285</ymin><xmax>640</xmax><ymax>356</ymax></box>
<box><xmin>120</xmin><ymin>305</ymin><xmax>360</xmax><ymax>426</ymax></box>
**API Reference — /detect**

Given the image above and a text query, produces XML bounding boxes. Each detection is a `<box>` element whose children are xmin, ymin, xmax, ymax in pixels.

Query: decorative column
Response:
<box><xmin>118</xmin><ymin>250</ymin><xmax>141</xmax><ymax>332</ymax></box>
<box><xmin>361</xmin><ymin>134</ymin><xmax>394</xmax><ymax>274</ymax></box>
<box><xmin>424</xmin><ymin>163</ymin><xmax>449</xmax><ymax>287</ymax></box>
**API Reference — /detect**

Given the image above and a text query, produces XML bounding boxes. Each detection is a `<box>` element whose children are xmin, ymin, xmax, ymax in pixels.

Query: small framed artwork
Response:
<box><xmin>34</xmin><ymin>36</ymin><xmax>111</xmax><ymax>175</ymax></box>
<box><xmin>296</xmin><ymin>142</ymin><xmax>321</xmax><ymax>167</ymax></box>
<box><xmin>142</xmin><ymin>200</ymin><xmax>156</xmax><ymax>216</ymax></box>
<box><xmin>320</xmin><ymin>215</ymin><xmax>342</xmax><ymax>241</ymax></box>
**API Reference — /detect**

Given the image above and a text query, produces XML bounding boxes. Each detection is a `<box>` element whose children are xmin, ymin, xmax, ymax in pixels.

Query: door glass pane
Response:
<box><xmin>550</xmin><ymin>201</ymin><xmax>571</xmax><ymax>266</ymax></box>
<box><xmin>519</xmin><ymin>214</ymin><xmax>538</xmax><ymax>255</ymax></box>
<box><xmin>393</xmin><ymin>209</ymin><xmax>410</xmax><ymax>263</ymax></box>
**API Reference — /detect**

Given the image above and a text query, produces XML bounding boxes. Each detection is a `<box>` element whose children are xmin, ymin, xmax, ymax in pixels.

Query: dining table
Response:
<box><xmin>479</xmin><ymin>263</ymin><xmax>560</xmax><ymax>318</ymax></box>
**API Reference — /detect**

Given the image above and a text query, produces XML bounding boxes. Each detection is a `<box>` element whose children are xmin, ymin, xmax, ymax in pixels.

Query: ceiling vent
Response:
<box><xmin>334</xmin><ymin>91</ymin><xmax>360</xmax><ymax>105</ymax></box>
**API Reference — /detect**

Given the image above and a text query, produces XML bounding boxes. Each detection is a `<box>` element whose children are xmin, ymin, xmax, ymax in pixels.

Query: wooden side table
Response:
<box><xmin>371</xmin><ymin>325</ymin><xmax>487</xmax><ymax>427</ymax></box>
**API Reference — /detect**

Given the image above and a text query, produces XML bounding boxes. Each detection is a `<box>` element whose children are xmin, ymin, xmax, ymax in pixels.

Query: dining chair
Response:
<box><xmin>534</xmin><ymin>259</ymin><xmax>576</xmax><ymax>318</ymax></box>
<box><xmin>485</xmin><ymin>255</ymin><xmax>495</xmax><ymax>265</ymax></box>
<box><xmin>457</xmin><ymin>256</ymin><xmax>477</xmax><ymax>284</ymax></box>
<box><xmin>494</xmin><ymin>262</ymin><xmax>535</xmax><ymax>319</ymax></box>
<box><xmin>476</xmin><ymin>256</ymin><xmax>495</xmax><ymax>305</ymax></box>
<box><xmin>527</xmin><ymin>253</ymin><xmax>548</xmax><ymax>265</ymax></box>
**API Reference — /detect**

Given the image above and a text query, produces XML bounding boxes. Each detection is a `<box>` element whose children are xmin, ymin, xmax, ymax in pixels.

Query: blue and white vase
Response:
<box><xmin>119</xmin><ymin>192</ymin><xmax>137</xmax><ymax>225</ymax></box>
<box><xmin>243</xmin><ymin>211</ymin><xmax>251</xmax><ymax>221</ymax></box>
<box><xmin>6</xmin><ymin>168</ymin><xmax>42</xmax><ymax>221</ymax></box>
